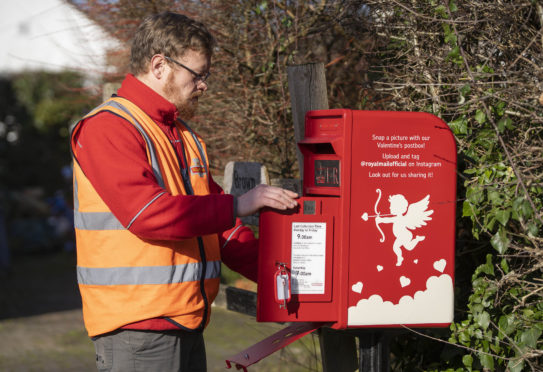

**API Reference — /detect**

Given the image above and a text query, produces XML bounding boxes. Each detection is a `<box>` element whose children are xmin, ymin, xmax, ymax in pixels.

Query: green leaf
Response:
<box><xmin>527</xmin><ymin>222</ymin><xmax>540</xmax><ymax>237</ymax></box>
<box><xmin>466</xmin><ymin>186</ymin><xmax>484</xmax><ymax>203</ymax></box>
<box><xmin>434</xmin><ymin>4</ymin><xmax>448</xmax><ymax>18</ymax></box>
<box><xmin>518</xmin><ymin>198</ymin><xmax>533</xmax><ymax>219</ymax></box>
<box><xmin>500</xmin><ymin>258</ymin><xmax>509</xmax><ymax>273</ymax></box>
<box><xmin>479</xmin><ymin>353</ymin><xmax>494</xmax><ymax>369</ymax></box>
<box><xmin>497</xmin><ymin>117</ymin><xmax>512</xmax><ymax>132</ymax></box>
<box><xmin>447</xmin><ymin>45</ymin><xmax>462</xmax><ymax>64</ymax></box>
<box><xmin>490</xmin><ymin>228</ymin><xmax>509</xmax><ymax>254</ymax></box>
<box><xmin>462</xmin><ymin>354</ymin><xmax>473</xmax><ymax>369</ymax></box>
<box><xmin>474</xmin><ymin>254</ymin><xmax>495</xmax><ymax>277</ymax></box>
<box><xmin>462</xmin><ymin>201</ymin><xmax>474</xmax><ymax>217</ymax></box>
<box><xmin>475</xmin><ymin>109</ymin><xmax>486</xmax><ymax>124</ymax></box>
<box><xmin>449</xmin><ymin>116</ymin><xmax>468</xmax><ymax>135</ymax></box>
<box><xmin>487</xmin><ymin>189</ymin><xmax>502</xmax><ymax>204</ymax></box>
<box><xmin>443</xmin><ymin>24</ymin><xmax>456</xmax><ymax>45</ymax></box>
<box><xmin>495</xmin><ymin>101</ymin><xmax>506</xmax><ymax>116</ymax></box>
<box><xmin>459</xmin><ymin>329</ymin><xmax>471</xmax><ymax>343</ymax></box>
<box><xmin>520</xmin><ymin>328</ymin><xmax>542</xmax><ymax>348</ymax></box>
<box><xmin>512</xmin><ymin>197</ymin><xmax>533</xmax><ymax>220</ymax></box>
<box><xmin>482</xmin><ymin>65</ymin><xmax>495</xmax><ymax>74</ymax></box>
<box><xmin>495</xmin><ymin>209</ymin><xmax>510</xmax><ymax>226</ymax></box>
<box><xmin>485</xmin><ymin>216</ymin><xmax>496</xmax><ymax>232</ymax></box>
<box><xmin>460</xmin><ymin>84</ymin><xmax>471</xmax><ymax>96</ymax></box>
<box><xmin>498</xmin><ymin>314</ymin><xmax>516</xmax><ymax>336</ymax></box>
<box><xmin>483</xmin><ymin>169</ymin><xmax>493</xmax><ymax>183</ymax></box>
<box><xmin>507</xmin><ymin>359</ymin><xmax>524</xmax><ymax>372</ymax></box>
<box><xmin>476</xmin><ymin>311</ymin><xmax>490</xmax><ymax>330</ymax></box>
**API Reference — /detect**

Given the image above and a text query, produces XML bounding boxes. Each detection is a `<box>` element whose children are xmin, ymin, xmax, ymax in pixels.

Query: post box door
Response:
<box><xmin>257</xmin><ymin>198</ymin><xmax>338</xmax><ymax>323</ymax></box>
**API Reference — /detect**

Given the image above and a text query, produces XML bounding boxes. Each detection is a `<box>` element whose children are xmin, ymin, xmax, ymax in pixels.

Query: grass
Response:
<box><xmin>206</xmin><ymin>306</ymin><xmax>322</xmax><ymax>371</ymax></box>
<box><xmin>0</xmin><ymin>251</ymin><xmax>322</xmax><ymax>371</ymax></box>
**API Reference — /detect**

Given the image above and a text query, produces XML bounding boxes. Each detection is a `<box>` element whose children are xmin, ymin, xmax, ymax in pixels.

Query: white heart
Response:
<box><xmin>414</xmin><ymin>259</ymin><xmax>419</xmax><ymax>264</ymax></box>
<box><xmin>400</xmin><ymin>276</ymin><xmax>411</xmax><ymax>287</ymax></box>
<box><xmin>377</xmin><ymin>265</ymin><xmax>383</xmax><ymax>272</ymax></box>
<box><xmin>352</xmin><ymin>282</ymin><xmax>363</xmax><ymax>293</ymax></box>
<box><xmin>433</xmin><ymin>259</ymin><xmax>446</xmax><ymax>273</ymax></box>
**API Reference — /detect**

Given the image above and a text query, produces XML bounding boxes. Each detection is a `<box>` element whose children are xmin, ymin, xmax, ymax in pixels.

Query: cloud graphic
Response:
<box><xmin>348</xmin><ymin>274</ymin><xmax>453</xmax><ymax>326</ymax></box>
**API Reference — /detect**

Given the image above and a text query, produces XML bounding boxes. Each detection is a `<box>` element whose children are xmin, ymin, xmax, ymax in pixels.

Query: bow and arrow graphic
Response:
<box><xmin>361</xmin><ymin>189</ymin><xmax>388</xmax><ymax>242</ymax></box>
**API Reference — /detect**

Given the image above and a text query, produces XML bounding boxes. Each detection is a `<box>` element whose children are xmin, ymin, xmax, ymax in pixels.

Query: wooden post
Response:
<box><xmin>287</xmin><ymin>63</ymin><xmax>358</xmax><ymax>372</ymax></box>
<box><xmin>287</xmin><ymin>63</ymin><xmax>391</xmax><ymax>372</ymax></box>
<box><xmin>287</xmin><ymin>63</ymin><xmax>329</xmax><ymax>178</ymax></box>
<box><xmin>358</xmin><ymin>331</ymin><xmax>390</xmax><ymax>372</ymax></box>
<box><xmin>318</xmin><ymin>327</ymin><xmax>358</xmax><ymax>372</ymax></box>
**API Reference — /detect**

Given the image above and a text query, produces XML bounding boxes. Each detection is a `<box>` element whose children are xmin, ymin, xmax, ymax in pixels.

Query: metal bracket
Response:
<box><xmin>225</xmin><ymin>322</ymin><xmax>324</xmax><ymax>371</ymax></box>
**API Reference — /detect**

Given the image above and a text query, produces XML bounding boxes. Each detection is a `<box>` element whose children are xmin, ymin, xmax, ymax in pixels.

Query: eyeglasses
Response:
<box><xmin>164</xmin><ymin>56</ymin><xmax>210</xmax><ymax>84</ymax></box>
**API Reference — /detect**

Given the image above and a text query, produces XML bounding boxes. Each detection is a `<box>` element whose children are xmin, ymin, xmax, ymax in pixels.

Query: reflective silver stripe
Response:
<box><xmin>74</xmin><ymin>191</ymin><xmax>166</xmax><ymax>230</ymax></box>
<box><xmin>126</xmin><ymin>192</ymin><xmax>165</xmax><ymax>229</ymax></box>
<box><xmin>73</xmin><ymin>163</ymin><xmax>125</xmax><ymax>231</ymax></box>
<box><xmin>74</xmin><ymin>211</ymin><xmax>125</xmax><ymax>230</ymax></box>
<box><xmin>108</xmin><ymin>100</ymin><xmax>166</xmax><ymax>189</ymax></box>
<box><xmin>73</xmin><ymin>180</ymin><xmax>167</xmax><ymax>231</ymax></box>
<box><xmin>73</xmin><ymin>174</ymin><xmax>79</xmax><ymax>211</ymax></box>
<box><xmin>72</xmin><ymin>170</ymin><xmax>126</xmax><ymax>230</ymax></box>
<box><xmin>77</xmin><ymin>260</ymin><xmax>221</xmax><ymax>285</ymax></box>
<box><xmin>206</xmin><ymin>260</ymin><xmax>221</xmax><ymax>279</ymax></box>
<box><xmin>222</xmin><ymin>224</ymin><xmax>243</xmax><ymax>249</ymax></box>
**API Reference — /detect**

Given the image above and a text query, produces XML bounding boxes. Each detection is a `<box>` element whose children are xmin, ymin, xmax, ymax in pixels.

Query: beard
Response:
<box><xmin>164</xmin><ymin>74</ymin><xmax>202</xmax><ymax>120</ymax></box>
<box><xmin>177</xmin><ymin>97</ymin><xmax>198</xmax><ymax>120</ymax></box>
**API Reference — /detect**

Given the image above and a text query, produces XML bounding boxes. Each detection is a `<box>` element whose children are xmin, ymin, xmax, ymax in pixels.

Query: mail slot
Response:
<box><xmin>257</xmin><ymin>109</ymin><xmax>457</xmax><ymax>329</ymax></box>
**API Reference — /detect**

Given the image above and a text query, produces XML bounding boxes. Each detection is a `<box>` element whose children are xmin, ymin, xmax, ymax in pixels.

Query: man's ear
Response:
<box><xmin>149</xmin><ymin>54</ymin><xmax>167</xmax><ymax>80</ymax></box>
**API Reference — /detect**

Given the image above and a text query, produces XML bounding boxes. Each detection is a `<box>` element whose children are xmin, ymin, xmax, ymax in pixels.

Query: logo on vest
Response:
<box><xmin>190</xmin><ymin>158</ymin><xmax>206</xmax><ymax>177</ymax></box>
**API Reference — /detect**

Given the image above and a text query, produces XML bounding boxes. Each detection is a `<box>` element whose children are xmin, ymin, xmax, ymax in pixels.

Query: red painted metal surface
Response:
<box><xmin>225</xmin><ymin>322</ymin><xmax>324</xmax><ymax>371</ymax></box>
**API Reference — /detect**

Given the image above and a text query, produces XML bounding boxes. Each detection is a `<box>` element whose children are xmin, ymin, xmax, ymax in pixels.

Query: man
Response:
<box><xmin>71</xmin><ymin>12</ymin><xmax>298</xmax><ymax>371</ymax></box>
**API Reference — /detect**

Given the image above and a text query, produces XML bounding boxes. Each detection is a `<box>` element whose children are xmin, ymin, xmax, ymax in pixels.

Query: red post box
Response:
<box><xmin>226</xmin><ymin>109</ymin><xmax>456</xmax><ymax>370</ymax></box>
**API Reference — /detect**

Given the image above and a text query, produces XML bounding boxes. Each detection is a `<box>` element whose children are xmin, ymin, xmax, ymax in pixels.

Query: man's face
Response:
<box><xmin>163</xmin><ymin>49</ymin><xmax>210</xmax><ymax>119</ymax></box>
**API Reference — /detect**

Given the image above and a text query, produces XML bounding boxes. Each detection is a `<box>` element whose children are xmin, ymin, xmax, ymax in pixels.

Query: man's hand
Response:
<box><xmin>236</xmin><ymin>184</ymin><xmax>299</xmax><ymax>217</ymax></box>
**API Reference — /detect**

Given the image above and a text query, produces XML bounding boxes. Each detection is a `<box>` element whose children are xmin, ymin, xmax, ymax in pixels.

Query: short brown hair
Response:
<box><xmin>130</xmin><ymin>12</ymin><xmax>215</xmax><ymax>76</ymax></box>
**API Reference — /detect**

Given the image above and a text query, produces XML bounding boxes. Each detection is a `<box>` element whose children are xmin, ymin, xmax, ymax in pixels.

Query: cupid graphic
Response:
<box><xmin>362</xmin><ymin>189</ymin><xmax>434</xmax><ymax>266</ymax></box>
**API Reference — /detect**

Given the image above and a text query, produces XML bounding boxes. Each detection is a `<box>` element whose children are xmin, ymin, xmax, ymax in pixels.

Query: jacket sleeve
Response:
<box><xmin>209</xmin><ymin>175</ymin><xmax>259</xmax><ymax>282</ymax></box>
<box><xmin>220</xmin><ymin>220</ymin><xmax>258</xmax><ymax>283</ymax></box>
<box><xmin>71</xmin><ymin>112</ymin><xmax>236</xmax><ymax>241</ymax></box>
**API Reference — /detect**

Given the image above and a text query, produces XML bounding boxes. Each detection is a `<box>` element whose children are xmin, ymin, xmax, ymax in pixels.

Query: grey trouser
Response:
<box><xmin>92</xmin><ymin>329</ymin><xmax>207</xmax><ymax>372</ymax></box>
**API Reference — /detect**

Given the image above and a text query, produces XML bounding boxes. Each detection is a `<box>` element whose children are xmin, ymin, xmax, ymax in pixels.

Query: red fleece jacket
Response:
<box><xmin>72</xmin><ymin>74</ymin><xmax>258</xmax><ymax>331</ymax></box>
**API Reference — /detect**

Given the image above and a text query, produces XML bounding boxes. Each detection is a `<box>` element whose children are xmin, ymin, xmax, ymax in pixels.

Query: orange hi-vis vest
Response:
<box><xmin>71</xmin><ymin>96</ymin><xmax>220</xmax><ymax>337</ymax></box>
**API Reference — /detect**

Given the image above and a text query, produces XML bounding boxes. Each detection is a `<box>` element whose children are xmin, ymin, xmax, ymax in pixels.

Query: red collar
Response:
<box><xmin>117</xmin><ymin>74</ymin><xmax>179</xmax><ymax>126</ymax></box>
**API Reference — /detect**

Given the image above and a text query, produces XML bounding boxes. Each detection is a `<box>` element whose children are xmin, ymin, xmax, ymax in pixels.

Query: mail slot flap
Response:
<box><xmin>298</xmin><ymin>137</ymin><xmax>343</xmax><ymax>155</ymax></box>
